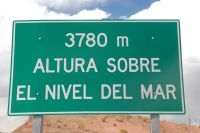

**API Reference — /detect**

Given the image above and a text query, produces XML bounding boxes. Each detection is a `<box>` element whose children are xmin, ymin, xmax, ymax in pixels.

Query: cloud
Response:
<box><xmin>68</xmin><ymin>8</ymin><xmax>111</xmax><ymax>19</ymax></box>
<box><xmin>130</xmin><ymin>0</ymin><xmax>200</xmax><ymax>59</ymax></box>
<box><xmin>34</xmin><ymin>0</ymin><xmax>158</xmax><ymax>18</ymax></box>
<box><xmin>34</xmin><ymin>0</ymin><xmax>107</xmax><ymax>13</ymax></box>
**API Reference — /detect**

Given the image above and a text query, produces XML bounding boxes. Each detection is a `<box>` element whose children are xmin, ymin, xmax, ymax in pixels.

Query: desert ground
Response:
<box><xmin>13</xmin><ymin>115</ymin><xmax>200</xmax><ymax>133</ymax></box>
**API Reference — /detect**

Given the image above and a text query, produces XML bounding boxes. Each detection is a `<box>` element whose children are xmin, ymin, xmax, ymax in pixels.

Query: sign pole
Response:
<box><xmin>150</xmin><ymin>114</ymin><xmax>160</xmax><ymax>133</ymax></box>
<box><xmin>33</xmin><ymin>116</ymin><xmax>43</xmax><ymax>133</ymax></box>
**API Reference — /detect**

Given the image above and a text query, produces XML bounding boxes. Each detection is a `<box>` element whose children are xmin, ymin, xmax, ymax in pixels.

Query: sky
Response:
<box><xmin>1</xmin><ymin>0</ymin><xmax>200</xmax><ymax>132</ymax></box>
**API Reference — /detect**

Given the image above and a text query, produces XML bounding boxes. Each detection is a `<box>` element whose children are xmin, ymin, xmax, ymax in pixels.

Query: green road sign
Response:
<box><xmin>8</xmin><ymin>20</ymin><xmax>185</xmax><ymax>115</ymax></box>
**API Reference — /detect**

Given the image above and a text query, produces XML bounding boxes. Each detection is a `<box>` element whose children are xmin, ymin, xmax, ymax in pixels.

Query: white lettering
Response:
<box><xmin>16</xmin><ymin>85</ymin><xmax>36</xmax><ymax>101</ymax></box>
<box><xmin>101</xmin><ymin>84</ymin><xmax>111</xmax><ymax>99</ymax></box>
<box><xmin>16</xmin><ymin>85</ymin><xmax>26</xmax><ymax>101</ymax></box>
<box><xmin>166</xmin><ymin>84</ymin><xmax>176</xmax><ymax>99</ymax></box>
<box><xmin>154</xmin><ymin>84</ymin><xmax>165</xmax><ymax>99</ymax></box>
<box><xmin>33</xmin><ymin>58</ymin><xmax>45</xmax><ymax>73</ymax></box>
<box><xmin>107</xmin><ymin>58</ymin><xmax>116</xmax><ymax>73</ymax></box>
<box><xmin>45</xmin><ymin>84</ymin><xmax>93</xmax><ymax>100</ymax></box>
<box><xmin>117</xmin><ymin>58</ymin><xmax>128</xmax><ymax>73</ymax></box>
<box><xmin>45</xmin><ymin>84</ymin><xmax>56</xmax><ymax>100</ymax></box>
<box><xmin>151</xmin><ymin>58</ymin><xmax>161</xmax><ymax>72</ymax></box>
<box><xmin>101</xmin><ymin>84</ymin><xmax>133</xmax><ymax>100</ymax></box>
<box><xmin>141</xmin><ymin>84</ymin><xmax>153</xmax><ymax>99</ymax></box>
<box><xmin>129</xmin><ymin>58</ymin><xmax>139</xmax><ymax>72</ymax></box>
<box><xmin>87</xmin><ymin>58</ymin><xmax>98</xmax><ymax>72</ymax></box>
<box><xmin>106</xmin><ymin>58</ymin><xmax>161</xmax><ymax>73</ymax></box>
<box><xmin>54</xmin><ymin>58</ymin><xmax>63</xmax><ymax>73</ymax></box>
<box><xmin>140</xmin><ymin>58</ymin><xmax>150</xmax><ymax>72</ymax></box>
<box><xmin>141</xmin><ymin>84</ymin><xmax>177</xmax><ymax>100</ymax></box>
<box><xmin>46</xmin><ymin>58</ymin><xmax>55</xmax><ymax>73</ymax></box>
<box><xmin>33</xmin><ymin>58</ymin><xmax>98</xmax><ymax>73</ymax></box>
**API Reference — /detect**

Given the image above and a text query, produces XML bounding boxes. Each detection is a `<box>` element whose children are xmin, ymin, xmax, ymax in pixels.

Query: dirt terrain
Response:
<box><xmin>13</xmin><ymin>115</ymin><xmax>200</xmax><ymax>133</ymax></box>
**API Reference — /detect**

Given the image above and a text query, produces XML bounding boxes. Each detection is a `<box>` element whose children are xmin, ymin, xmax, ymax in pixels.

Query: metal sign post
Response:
<box><xmin>150</xmin><ymin>114</ymin><xmax>160</xmax><ymax>133</ymax></box>
<box><xmin>33</xmin><ymin>116</ymin><xmax>43</xmax><ymax>133</ymax></box>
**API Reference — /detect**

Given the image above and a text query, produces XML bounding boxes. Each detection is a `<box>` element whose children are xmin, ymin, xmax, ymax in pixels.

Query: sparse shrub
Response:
<box><xmin>116</xmin><ymin>119</ymin><xmax>123</xmax><ymax>122</ymax></box>
<box><xmin>78</xmin><ymin>122</ymin><xmax>85</xmax><ymax>130</ymax></box>
<box><xmin>138</xmin><ymin>115</ymin><xmax>142</xmax><ymax>119</ymax></box>
<box><xmin>57</xmin><ymin>123</ymin><xmax>62</xmax><ymax>128</ymax></box>
<box><xmin>127</xmin><ymin>115</ymin><xmax>132</xmax><ymax>120</ymax></box>
<box><xmin>143</xmin><ymin>118</ymin><xmax>150</xmax><ymax>123</ymax></box>
<box><xmin>46</xmin><ymin>122</ymin><xmax>51</xmax><ymax>127</ymax></box>
<box><xmin>102</xmin><ymin>116</ymin><xmax>108</xmax><ymax>122</ymax></box>
<box><xmin>120</xmin><ymin>129</ymin><xmax>128</xmax><ymax>133</ymax></box>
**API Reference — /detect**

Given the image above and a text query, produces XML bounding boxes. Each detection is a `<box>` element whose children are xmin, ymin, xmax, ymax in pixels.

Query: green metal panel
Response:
<box><xmin>8</xmin><ymin>20</ymin><xmax>185</xmax><ymax>115</ymax></box>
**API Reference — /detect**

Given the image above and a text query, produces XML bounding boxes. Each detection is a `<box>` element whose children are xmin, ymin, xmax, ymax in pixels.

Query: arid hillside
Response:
<box><xmin>13</xmin><ymin>115</ymin><xmax>200</xmax><ymax>133</ymax></box>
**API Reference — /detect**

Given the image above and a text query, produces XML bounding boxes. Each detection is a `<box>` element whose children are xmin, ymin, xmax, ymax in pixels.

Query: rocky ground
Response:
<box><xmin>13</xmin><ymin>115</ymin><xmax>200</xmax><ymax>133</ymax></box>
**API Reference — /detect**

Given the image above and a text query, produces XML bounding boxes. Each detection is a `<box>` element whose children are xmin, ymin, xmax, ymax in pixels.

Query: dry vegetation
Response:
<box><xmin>13</xmin><ymin>115</ymin><xmax>200</xmax><ymax>133</ymax></box>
